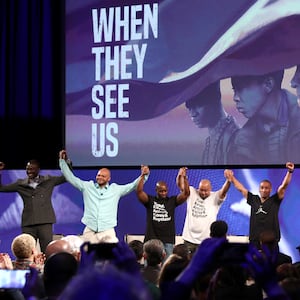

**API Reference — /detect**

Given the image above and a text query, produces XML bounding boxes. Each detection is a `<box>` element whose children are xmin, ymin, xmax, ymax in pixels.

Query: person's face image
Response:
<box><xmin>259</xmin><ymin>180</ymin><xmax>272</xmax><ymax>200</ymax></box>
<box><xmin>231</xmin><ymin>77</ymin><xmax>266</xmax><ymax>119</ymax></box>
<box><xmin>186</xmin><ymin>102</ymin><xmax>212</xmax><ymax>128</ymax></box>
<box><xmin>185</xmin><ymin>82</ymin><xmax>222</xmax><ymax>128</ymax></box>
<box><xmin>155</xmin><ymin>182</ymin><xmax>168</xmax><ymax>199</ymax></box>
<box><xmin>198</xmin><ymin>179</ymin><xmax>212</xmax><ymax>199</ymax></box>
<box><xmin>26</xmin><ymin>162</ymin><xmax>40</xmax><ymax>179</ymax></box>
<box><xmin>96</xmin><ymin>168</ymin><xmax>111</xmax><ymax>187</ymax></box>
<box><xmin>290</xmin><ymin>65</ymin><xmax>300</xmax><ymax>102</ymax></box>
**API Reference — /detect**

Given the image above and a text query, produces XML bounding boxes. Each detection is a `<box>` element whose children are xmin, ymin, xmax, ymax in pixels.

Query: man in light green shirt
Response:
<box><xmin>59</xmin><ymin>149</ymin><xmax>149</xmax><ymax>243</ymax></box>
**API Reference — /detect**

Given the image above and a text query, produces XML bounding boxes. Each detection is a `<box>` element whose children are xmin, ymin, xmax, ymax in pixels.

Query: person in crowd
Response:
<box><xmin>58</xmin><ymin>149</ymin><xmax>149</xmax><ymax>243</ymax></box>
<box><xmin>280</xmin><ymin>277</ymin><xmax>300</xmax><ymax>300</ymax></box>
<box><xmin>224</xmin><ymin>162</ymin><xmax>294</xmax><ymax>249</ymax></box>
<box><xmin>136</xmin><ymin>167</ymin><xmax>189</xmax><ymax>258</ymax></box>
<box><xmin>141</xmin><ymin>239</ymin><xmax>166</xmax><ymax>286</ymax></box>
<box><xmin>0</xmin><ymin>160</ymin><xmax>72</xmax><ymax>253</ymax></box>
<box><xmin>10</xmin><ymin>233</ymin><xmax>46</xmax><ymax>299</ymax></box>
<box><xmin>210</xmin><ymin>220</ymin><xmax>228</xmax><ymax>238</ymax></box>
<box><xmin>45</xmin><ymin>239</ymin><xmax>73</xmax><ymax>260</ymax></box>
<box><xmin>43</xmin><ymin>252</ymin><xmax>78</xmax><ymax>300</ymax></box>
<box><xmin>276</xmin><ymin>262</ymin><xmax>298</xmax><ymax>282</ymax></box>
<box><xmin>158</xmin><ymin>253</ymin><xmax>190</xmax><ymax>289</ymax></box>
<box><xmin>229</xmin><ymin>70</ymin><xmax>300</xmax><ymax>164</ymax></box>
<box><xmin>11</xmin><ymin>233</ymin><xmax>44</xmax><ymax>273</ymax></box>
<box><xmin>290</xmin><ymin>64</ymin><xmax>300</xmax><ymax>102</ymax></box>
<box><xmin>185</xmin><ymin>81</ymin><xmax>239</xmax><ymax>164</ymax></box>
<box><xmin>128</xmin><ymin>239</ymin><xmax>144</xmax><ymax>269</ymax></box>
<box><xmin>172</xmin><ymin>243</ymin><xmax>191</xmax><ymax>261</ymax></box>
<box><xmin>179</xmin><ymin>168</ymin><xmax>231</xmax><ymax>255</ymax></box>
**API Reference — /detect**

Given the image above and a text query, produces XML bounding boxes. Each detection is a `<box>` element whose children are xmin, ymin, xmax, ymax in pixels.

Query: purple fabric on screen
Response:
<box><xmin>66</xmin><ymin>0</ymin><xmax>300</xmax><ymax>120</ymax></box>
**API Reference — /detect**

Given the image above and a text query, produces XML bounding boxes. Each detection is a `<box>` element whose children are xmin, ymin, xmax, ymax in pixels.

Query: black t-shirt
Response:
<box><xmin>144</xmin><ymin>195</ymin><xmax>179</xmax><ymax>244</ymax></box>
<box><xmin>247</xmin><ymin>192</ymin><xmax>281</xmax><ymax>243</ymax></box>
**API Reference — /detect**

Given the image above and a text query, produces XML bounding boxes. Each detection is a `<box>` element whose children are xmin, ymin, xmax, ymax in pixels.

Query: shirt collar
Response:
<box><xmin>28</xmin><ymin>175</ymin><xmax>40</xmax><ymax>184</ymax></box>
<box><xmin>95</xmin><ymin>183</ymin><xmax>109</xmax><ymax>189</ymax></box>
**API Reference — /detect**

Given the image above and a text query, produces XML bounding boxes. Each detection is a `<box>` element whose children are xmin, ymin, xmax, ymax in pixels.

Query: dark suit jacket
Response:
<box><xmin>0</xmin><ymin>174</ymin><xmax>67</xmax><ymax>226</ymax></box>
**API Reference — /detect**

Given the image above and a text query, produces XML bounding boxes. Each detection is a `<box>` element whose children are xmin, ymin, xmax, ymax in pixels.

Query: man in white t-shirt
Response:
<box><xmin>178</xmin><ymin>170</ymin><xmax>231</xmax><ymax>254</ymax></box>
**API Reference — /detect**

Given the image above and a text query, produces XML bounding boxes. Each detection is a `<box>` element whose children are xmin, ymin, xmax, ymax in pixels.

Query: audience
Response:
<box><xmin>2</xmin><ymin>230</ymin><xmax>299</xmax><ymax>300</ymax></box>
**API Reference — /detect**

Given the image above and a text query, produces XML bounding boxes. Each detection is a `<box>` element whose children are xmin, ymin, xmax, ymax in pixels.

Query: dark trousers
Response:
<box><xmin>22</xmin><ymin>223</ymin><xmax>53</xmax><ymax>253</ymax></box>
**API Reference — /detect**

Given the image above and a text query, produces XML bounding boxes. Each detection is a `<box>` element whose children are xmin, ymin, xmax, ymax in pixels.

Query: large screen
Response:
<box><xmin>65</xmin><ymin>0</ymin><xmax>300</xmax><ymax>166</ymax></box>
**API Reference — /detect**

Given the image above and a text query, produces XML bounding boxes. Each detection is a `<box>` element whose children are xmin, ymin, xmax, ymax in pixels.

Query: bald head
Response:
<box><xmin>198</xmin><ymin>179</ymin><xmax>212</xmax><ymax>199</ymax></box>
<box><xmin>45</xmin><ymin>239</ymin><xmax>72</xmax><ymax>259</ymax></box>
<box><xmin>96</xmin><ymin>168</ymin><xmax>111</xmax><ymax>187</ymax></box>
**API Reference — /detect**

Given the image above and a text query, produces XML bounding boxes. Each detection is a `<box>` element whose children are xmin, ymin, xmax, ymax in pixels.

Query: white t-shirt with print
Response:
<box><xmin>182</xmin><ymin>186</ymin><xmax>224</xmax><ymax>244</ymax></box>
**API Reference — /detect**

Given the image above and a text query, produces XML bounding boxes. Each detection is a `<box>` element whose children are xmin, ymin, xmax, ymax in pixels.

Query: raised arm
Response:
<box><xmin>219</xmin><ymin>170</ymin><xmax>232</xmax><ymax>199</ymax></box>
<box><xmin>224</xmin><ymin>169</ymin><xmax>248</xmax><ymax>198</ymax></box>
<box><xmin>136</xmin><ymin>165</ymin><xmax>150</xmax><ymax>204</ymax></box>
<box><xmin>176</xmin><ymin>167</ymin><xmax>190</xmax><ymax>204</ymax></box>
<box><xmin>277</xmin><ymin>162</ymin><xmax>294</xmax><ymax>200</ymax></box>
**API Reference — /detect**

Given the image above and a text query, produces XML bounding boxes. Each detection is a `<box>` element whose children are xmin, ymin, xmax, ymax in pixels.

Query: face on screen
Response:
<box><xmin>231</xmin><ymin>78</ymin><xmax>267</xmax><ymax>119</ymax></box>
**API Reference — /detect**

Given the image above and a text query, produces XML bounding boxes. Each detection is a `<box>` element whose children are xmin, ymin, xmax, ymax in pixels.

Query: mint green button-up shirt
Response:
<box><xmin>59</xmin><ymin>159</ymin><xmax>147</xmax><ymax>232</ymax></box>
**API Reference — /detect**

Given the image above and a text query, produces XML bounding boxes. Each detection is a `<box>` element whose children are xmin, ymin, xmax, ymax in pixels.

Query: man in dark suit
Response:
<box><xmin>0</xmin><ymin>160</ymin><xmax>71</xmax><ymax>253</ymax></box>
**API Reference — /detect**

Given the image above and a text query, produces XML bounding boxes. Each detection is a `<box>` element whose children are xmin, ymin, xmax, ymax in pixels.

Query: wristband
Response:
<box><xmin>288</xmin><ymin>170</ymin><xmax>294</xmax><ymax>173</ymax></box>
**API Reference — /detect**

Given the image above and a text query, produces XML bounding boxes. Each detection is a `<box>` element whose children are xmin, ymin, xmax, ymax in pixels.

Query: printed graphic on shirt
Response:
<box><xmin>255</xmin><ymin>205</ymin><xmax>268</xmax><ymax>215</ymax></box>
<box><xmin>192</xmin><ymin>198</ymin><xmax>207</xmax><ymax>218</ymax></box>
<box><xmin>153</xmin><ymin>202</ymin><xmax>171</xmax><ymax>222</ymax></box>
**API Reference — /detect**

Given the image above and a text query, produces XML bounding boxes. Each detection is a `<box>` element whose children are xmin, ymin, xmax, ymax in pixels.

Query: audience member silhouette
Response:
<box><xmin>128</xmin><ymin>239</ymin><xmax>144</xmax><ymax>269</ymax></box>
<box><xmin>210</xmin><ymin>220</ymin><xmax>228</xmax><ymax>238</ymax></box>
<box><xmin>45</xmin><ymin>239</ymin><xmax>73</xmax><ymax>260</ymax></box>
<box><xmin>43</xmin><ymin>252</ymin><xmax>78</xmax><ymax>299</ymax></box>
<box><xmin>141</xmin><ymin>239</ymin><xmax>166</xmax><ymax>286</ymax></box>
<box><xmin>172</xmin><ymin>243</ymin><xmax>191</xmax><ymax>261</ymax></box>
<box><xmin>158</xmin><ymin>254</ymin><xmax>189</xmax><ymax>289</ymax></box>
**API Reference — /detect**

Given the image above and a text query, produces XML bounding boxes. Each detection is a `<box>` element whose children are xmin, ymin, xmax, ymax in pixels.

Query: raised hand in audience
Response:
<box><xmin>245</xmin><ymin>244</ymin><xmax>290</xmax><ymax>300</ymax></box>
<box><xmin>0</xmin><ymin>252</ymin><xmax>13</xmax><ymax>269</ymax></box>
